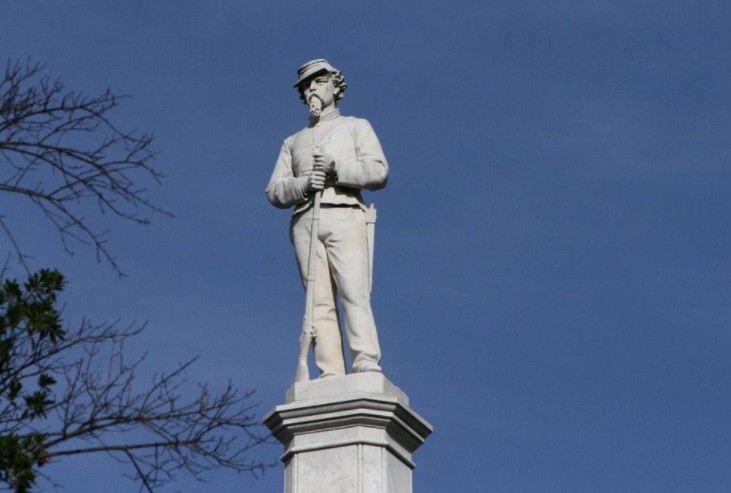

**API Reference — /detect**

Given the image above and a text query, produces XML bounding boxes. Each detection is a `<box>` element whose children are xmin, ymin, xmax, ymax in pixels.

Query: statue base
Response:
<box><xmin>264</xmin><ymin>373</ymin><xmax>432</xmax><ymax>493</ymax></box>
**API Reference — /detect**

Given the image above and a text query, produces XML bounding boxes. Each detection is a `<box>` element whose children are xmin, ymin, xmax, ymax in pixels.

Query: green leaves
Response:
<box><xmin>1</xmin><ymin>269</ymin><xmax>269</xmax><ymax>493</ymax></box>
<box><xmin>0</xmin><ymin>269</ymin><xmax>66</xmax><ymax>492</ymax></box>
<box><xmin>0</xmin><ymin>269</ymin><xmax>65</xmax><ymax>345</ymax></box>
<box><xmin>0</xmin><ymin>433</ymin><xmax>47</xmax><ymax>493</ymax></box>
<box><xmin>7</xmin><ymin>379</ymin><xmax>22</xmax><ymax>401</ymax></box>
<box><xmin>22</xmin><ymin>391</ymin><xmax>53</xmax><ymax>420</ymax></box>
<box><xmin>37</xmin><ymin>374</ymin><xmax>55</xmax><ymax>388</ymax></box>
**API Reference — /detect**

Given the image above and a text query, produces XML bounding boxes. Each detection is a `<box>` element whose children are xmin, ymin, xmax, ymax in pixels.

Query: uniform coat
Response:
<box><xmin>266</xmin><ymin>108</ymin><xmax>388</xmax><ymax>376</ymax></box>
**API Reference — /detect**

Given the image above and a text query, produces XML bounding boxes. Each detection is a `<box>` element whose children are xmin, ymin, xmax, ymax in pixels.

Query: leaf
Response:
<box><xmin>37</xmin><ymin>373</ymin><xmax>56</xmax><ymax>389</ymax></box>
<box><xmin>8</xmin><ymin>379</ymin><xmax>23</xmax><ymax>401</ymax></box>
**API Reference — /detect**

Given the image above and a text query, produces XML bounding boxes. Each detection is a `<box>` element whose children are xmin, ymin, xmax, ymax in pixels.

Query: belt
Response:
<box><xmin>319</xmin><ymin>203</ymin><xmax>360</xmax><ymax>209</ymax></box>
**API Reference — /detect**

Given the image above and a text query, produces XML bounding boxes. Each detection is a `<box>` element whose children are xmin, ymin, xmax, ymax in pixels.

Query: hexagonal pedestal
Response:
<box><xmin>264</xmin><ymin>373</ymin><xmax>432</xmax><ymax>493</ymax></box>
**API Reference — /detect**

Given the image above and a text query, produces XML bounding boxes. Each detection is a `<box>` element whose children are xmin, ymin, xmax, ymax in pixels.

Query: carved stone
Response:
<box><xmin>266</xmin><ymin>59</ymin><xmax>389</xmax><ymax>379</ymax></box>
<box><xmin>264</xmin><ymin>373</ymin><xmax>432</xmax><ymax>493</ymax></box>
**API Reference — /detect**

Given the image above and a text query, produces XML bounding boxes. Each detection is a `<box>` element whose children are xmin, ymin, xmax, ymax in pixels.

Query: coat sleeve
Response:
<box><xmin>334</xmin><ymin>119</ymin><xmax>389</xmax><ymax>191</ymax></box>
<box><xmin>265</xmin><ymin>138</ymin><xmax>309</xmax><ymax>209</ymax></box>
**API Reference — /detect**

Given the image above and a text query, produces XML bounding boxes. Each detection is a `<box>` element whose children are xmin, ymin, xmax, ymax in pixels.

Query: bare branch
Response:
<box><xmin>0</xmin><ymin>270</ymin><xmax>274</xmax><ymax>492</ymax></box>
<box><xmin>0</xmin><ymin>58</ymin><xmax>171</xmax><ymax>277</ymax></box>
<box><xmin>1</xmin><ymin>318</ymin><xmax>273</xmax><ymax>492</ymax></box>
<box><xmin>0</xmin><ymin>216</ymin><xmax>32</xmax><ymax>275</ymax></box>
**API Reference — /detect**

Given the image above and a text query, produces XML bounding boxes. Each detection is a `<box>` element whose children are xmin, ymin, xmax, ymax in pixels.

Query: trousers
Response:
<box><xmin>290</xmin><ymin>205</ymin><xmax>381</xmax><ymax>377</ymax></box>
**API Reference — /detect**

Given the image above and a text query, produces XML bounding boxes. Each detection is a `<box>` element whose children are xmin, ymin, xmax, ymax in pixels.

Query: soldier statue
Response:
<box><xmin>266</xmin><ymin>59</ymin><xmax>388</xmax><ymax>380</ymax></box>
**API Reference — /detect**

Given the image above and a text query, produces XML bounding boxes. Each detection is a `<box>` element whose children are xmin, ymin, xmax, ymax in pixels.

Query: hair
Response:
<box><xmin>297</xmin><ymin>70</ymin><xmax>348</xmax><ymax>105</ymax></box>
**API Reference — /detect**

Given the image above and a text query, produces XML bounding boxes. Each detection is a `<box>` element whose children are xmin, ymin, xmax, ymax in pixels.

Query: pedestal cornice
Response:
<box><xmin>264</xmin><ymin>373</ymin><xmax>432</xmax><ymax>493</ymax></box>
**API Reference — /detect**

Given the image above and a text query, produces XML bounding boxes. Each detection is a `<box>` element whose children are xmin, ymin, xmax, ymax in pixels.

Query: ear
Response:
<box><xmin>332</xmin><ymin>82</ymin><xmax>340</xmax><ymax>95</ymax></box>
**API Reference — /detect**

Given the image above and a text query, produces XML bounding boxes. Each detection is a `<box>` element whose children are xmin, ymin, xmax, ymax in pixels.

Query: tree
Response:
<box><xmin>0</xmin><ymin>58</ymin><xmax>170</xmax><ymax>277</ymax></box>
<box><xmin>0</xmin><ymin>60</ymin><xmax>272</xmax><ymax>492</ymax></box>
<box><xmin>0</xmin><ymin>269</ymin><xmax>270</xmax><ymax>493</ymax></box>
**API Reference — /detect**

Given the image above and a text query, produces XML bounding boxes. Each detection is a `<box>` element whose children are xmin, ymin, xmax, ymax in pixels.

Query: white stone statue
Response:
<box><xmin>266</xmin><ymin>59</ymin><xmax>388</xmax><ymax>381</ymax></box>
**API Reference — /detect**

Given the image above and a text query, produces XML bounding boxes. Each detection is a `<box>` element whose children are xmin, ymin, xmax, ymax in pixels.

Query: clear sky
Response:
<box><xmin>3</xmin><ymin>1</ymin><xmax>731</xmax><ymax>492</ymax></box>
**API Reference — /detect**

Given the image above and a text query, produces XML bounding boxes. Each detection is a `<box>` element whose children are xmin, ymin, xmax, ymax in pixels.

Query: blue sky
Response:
<box><xmin>3</xmin><ymin>1</ymin><xmax>731</xmax><ymax>491</ymax></box>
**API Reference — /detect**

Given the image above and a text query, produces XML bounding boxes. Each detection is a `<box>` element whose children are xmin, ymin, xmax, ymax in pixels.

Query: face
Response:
<box><xmin>301</xmin><ymin>73</ymin><xmax>340</xmax><ymax>110</ymax></box>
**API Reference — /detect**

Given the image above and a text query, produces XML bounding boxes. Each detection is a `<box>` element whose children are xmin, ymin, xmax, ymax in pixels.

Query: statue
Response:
<box><xmin>266</xmin><ymin>59</ymin><xmax>388</xmax><ymax>381</ymax></box>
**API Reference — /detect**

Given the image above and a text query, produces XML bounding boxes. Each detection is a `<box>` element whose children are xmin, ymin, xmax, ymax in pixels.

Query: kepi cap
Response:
<box><xmin>293</xmin><ymin>59</ymin><xmax>339</xmax><ymax>87</ymax></box>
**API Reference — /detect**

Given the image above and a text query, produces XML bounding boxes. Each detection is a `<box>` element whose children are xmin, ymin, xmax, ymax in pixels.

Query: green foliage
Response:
<box><xmin>0</xmin><ymin>269</ymin><xmax>269</xmax><ymax>493</ymax></box>
<box><xmin>1</xmin><ymin>61</ymin><xmax>266</xmax><ymax>493</ymax></box>
<box><xmin>0</xmin><ymin>433</ymin><xmax>48</xmax><ymax>493</ymax></box>
<box><xmin>0</xmin><ymin>269</ymin><xmax>65</xmax><ymax>492</ymax></box>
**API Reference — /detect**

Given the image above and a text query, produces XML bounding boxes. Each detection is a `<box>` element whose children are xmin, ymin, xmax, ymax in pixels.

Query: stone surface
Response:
<box><xmin>264</xmin><ymin>373</ymin><xmax>432</xmax><ymax>493</ymax></box>
<box><xmin>286</xmin><ymin>371</ymin><xmax>409</xmax><ymax>405</ymax></box>
<box><xmin>266</xmin><ymin>59</ymin><xmax>389</xmax><ymax>380</ymax></box>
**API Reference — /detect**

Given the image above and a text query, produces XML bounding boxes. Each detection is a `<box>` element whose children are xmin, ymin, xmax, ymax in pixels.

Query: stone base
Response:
<box><xmin>264</xmin><ymin>373</ymin><xmax>432</xmax><ymax>493</ymax></box>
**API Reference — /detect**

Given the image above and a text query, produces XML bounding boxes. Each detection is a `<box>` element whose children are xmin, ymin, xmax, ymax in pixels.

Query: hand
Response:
<box><xmin>305</xmin><ymin>169</ymin><xmax>327</xmax><ymax>193</ymax></box>
<box><xmin>313</xmin><ymin>152</ymin><xmax>336</xmax><ymax>175</ymax></box>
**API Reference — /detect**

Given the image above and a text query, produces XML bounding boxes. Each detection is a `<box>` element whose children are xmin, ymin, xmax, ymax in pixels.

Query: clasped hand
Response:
<box><xmin>305</xmin><ymin>152</ymin><xmax>336</xmax><ymax>192</ymax></box>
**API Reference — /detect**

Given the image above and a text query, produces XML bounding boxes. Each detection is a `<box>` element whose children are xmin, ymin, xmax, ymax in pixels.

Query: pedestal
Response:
<box><xmin>264</xmin><ymin>373</ymin><xmax>433</xmax><ymax>493</ymax></box>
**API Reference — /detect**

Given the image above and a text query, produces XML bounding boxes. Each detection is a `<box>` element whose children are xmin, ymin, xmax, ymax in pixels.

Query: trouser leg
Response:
<box><xmin>291</xmin><ymin>211</ymin><xmax>346</xmax><ymax>377</ymax></box>
<box><xmin>324</xmin><ymin>207</ymin><xmax>381</xmax><ymax>372</ymax></box>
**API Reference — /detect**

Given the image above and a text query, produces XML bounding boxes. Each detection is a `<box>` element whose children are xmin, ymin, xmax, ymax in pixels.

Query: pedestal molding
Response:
<box><xmin>264</xmin><ymin>374</ymin><xmax>432</xmax><ymax>493</ymax></box>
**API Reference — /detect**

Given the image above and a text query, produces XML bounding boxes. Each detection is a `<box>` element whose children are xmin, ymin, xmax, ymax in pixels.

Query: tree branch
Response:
<box><xmin>0</xmin><ymin>58</ymin><xmax>171</xmax><ymax>277</ymax></box>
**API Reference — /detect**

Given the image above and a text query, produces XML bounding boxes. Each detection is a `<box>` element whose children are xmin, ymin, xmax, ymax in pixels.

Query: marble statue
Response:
<box><xmin>266</xmin><ymin>59</ymin><xmax>388</xmax><ymax>381</ymax></box>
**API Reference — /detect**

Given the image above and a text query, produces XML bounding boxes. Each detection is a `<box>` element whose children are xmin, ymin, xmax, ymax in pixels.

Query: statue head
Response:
<box><xmin>294</xmin><ymin>59</ymin><xmax>347</xmax><ymax>106</ymax></box>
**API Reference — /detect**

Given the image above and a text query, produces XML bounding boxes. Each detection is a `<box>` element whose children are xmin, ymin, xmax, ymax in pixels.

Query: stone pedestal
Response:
<box><xmin>264</xmin><ymin>373</ymin><xmax>432</xmax><ymax>493</ymax></box>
